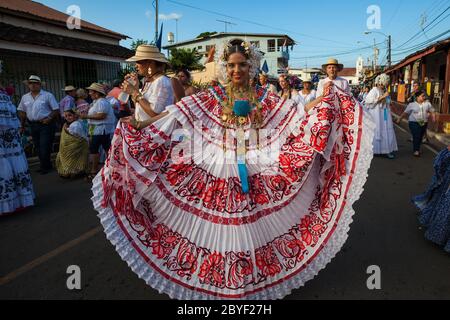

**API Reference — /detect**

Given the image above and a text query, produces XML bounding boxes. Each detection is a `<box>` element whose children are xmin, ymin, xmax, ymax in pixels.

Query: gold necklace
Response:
<box><xmin>220</xmin><ymin>85</ymin><xmax>263</xmax><ymax>128</ymax></box>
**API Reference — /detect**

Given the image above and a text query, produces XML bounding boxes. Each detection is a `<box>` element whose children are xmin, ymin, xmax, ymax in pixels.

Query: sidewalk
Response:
<box><xmin>394</xmin><ymin>115</ymin><xmax>450</xmax><ymax>152</ymax></box>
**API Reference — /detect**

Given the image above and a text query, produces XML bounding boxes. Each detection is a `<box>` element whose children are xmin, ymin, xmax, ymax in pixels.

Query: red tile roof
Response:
<box><xmin>0</xmin><ymin>22</ymin><xmax>134</xmax><ymax>59</ymax></box>
<box><xmin>0</xmin><ymin>0</ymin><xmax>128</xmax><ymax>40</ymax></box>
<box><xmin>340</xmin><ymin>68</ymin><xmax>357</xmax><ymax>77</ymax></box>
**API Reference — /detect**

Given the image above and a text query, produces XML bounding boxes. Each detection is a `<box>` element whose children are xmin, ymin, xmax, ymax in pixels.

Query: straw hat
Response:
<box><xmin>302</xmin><ymin>75</ymin><xmax>313</xmax><ymax>83</ymax></box>
<box><xmin>126</xmin><ymin>44</ymin><xmax>170</xmax><ymax>66</ymax></box>
<box><xmin>23</xmin><ymin>75</ymin><xmax>46</xmax><ymax>85</ymax></box>
<box><xmin>62</xmin><ymin>85</ymin><xmax>76</xmax><ymax>92</ymax></box>
<box><xmin>322</xmin><ymin>58</ymin><xmax>344</xmax><ymax>72</ymax></box>
<box><xmin>86</xmin><ymin>82</ymin><xmax>106</xmax><ymax>95</ymax></box>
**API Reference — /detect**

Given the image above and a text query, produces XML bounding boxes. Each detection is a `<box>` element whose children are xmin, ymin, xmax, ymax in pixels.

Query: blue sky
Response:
<box><xmin>40</xmin><ymin>0</ymin><xmax>450</xmax><ymax>68</ymax></box>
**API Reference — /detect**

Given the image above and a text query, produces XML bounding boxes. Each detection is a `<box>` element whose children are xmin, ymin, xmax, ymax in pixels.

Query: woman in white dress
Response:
<box><xmin>0</xmin><ymin>77</ymin><xmax>34</xmax><ymax>215</ymax></box>
<box><xmin>121</xmin><ymin>44</ymin><xmax>174</xmax><ymax>123</ymax></box>
<box><xmin>295</xmin><ymin>77</ymin><xmax>316</xmax><ymax>118</ymax></box>
<box><xmin>91</xmin><ymin>39</ymin><xmax>375</xmax><ymax>300</ymax></box>
<box><xmin>364</xmin><ymin>74</ymin><xmax>398</xmax><ymax>159</ymax></box>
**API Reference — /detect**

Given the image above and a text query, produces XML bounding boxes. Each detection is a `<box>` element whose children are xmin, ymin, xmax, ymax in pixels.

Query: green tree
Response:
<box><xmin>196</xmin><ymin>32</ymin><xmax>217</xmax><ymax>39</ymax></box>
<box><xmin>130</xmin><ymin>39</ymin><xmax>150</xmax><ymax>51</ymax></box>
<box><xmin>169</xmin><ymin>48</ymin><xmax>204</xmax><ymax>72</ymax></box>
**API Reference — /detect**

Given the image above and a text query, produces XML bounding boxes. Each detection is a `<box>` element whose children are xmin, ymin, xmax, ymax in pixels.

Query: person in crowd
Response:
<box><xmin>297</xmin><ymin>76</ymin><xmax>316</xmax><ymax>105</ymax></box>
<box><xmin>407</xmin><ymin>81</ymin><xmax>422</xmax><ymax>103</ymax></box>
<box><xmin>413</xmin><ymin>144</ymin><xmax>450</xmax><ymax>253</ymax></box>
<box><xmin>78</xmin><ymin>83</ymin><xmax>116</xmax><ymax>180</ymax></box>
<box><xmin>294</xmin><ymin>76</ymin><xmax>316</xmax><ymax>118</ymax></box>
<box><xmin>0</xmin><ymin>72</ymin><xmax>34</xmax><ymax>215</ymax></box>
<box><xmin>316</xmin><ymin>58</ymin><xmax>350</xmax><ymax>96</ymax></box>
<box><xmin>177</xmin><ymin>69</ymin><xmax>198</xmax><ymax>96</ymax></box>
<box><xmin>359</xmin><ymin>86</ymin><xmax>370</xmax><ymax>105</ymax></box>
<box><xmin>365</xmin><ymin>74</ymin><xmax>398</xmax><ymax>159</ymax></box>
<box><xmin>396</xmin><ymin>90</ymin><xmax>436</xmax><ymax>157</ymax></box>
<box><xmin>107</xmin><ymin>80</ymin><xmax>131</xmax><ymax>119</ymax></box>
<box><xmin>17</xmin><ymin>75</ymin><xmax>59</xmax><ymax>174</ymax></box>
<box><xmin>55</xmin><ymin>109</ymin><xmax>89</xmax><ymax>179</ymax></box>
<box><xmin>259</xmin><ymin>72</ymin><xmax>277</xmax><ymax>94</ymax></box>
<box><xmin>171</xmin><ymin>76</ymin><xmax>187</xmax><ymax>103</ymax></box>
<box><xmin>278</xmin><ymin>74</ymin><xmax>298</xmax><ymax>99</ymax></box>
<box><xmin>121</xmin><ymin>44</ymin><xmax>174</xmax><ymax>123</ymax></box>
<box><xmin>59</xmin><ymin>85</ymin><xmax>77</xmax><ymax>118</ymax></box>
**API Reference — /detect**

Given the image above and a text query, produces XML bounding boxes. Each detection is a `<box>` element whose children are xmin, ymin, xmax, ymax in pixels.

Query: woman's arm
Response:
<box><xmin>304</xmin><ymin>96</ymin><xmax>324</xmax><ymax>113</ymax></box>
<box><xmin>80</xmin><ymin>112</ymin><xmax>107</xmax><ymax>121</ymax></box>
<box><xmin>121</xmin><ymin>111</ymin><xmax>169</xmax><ymax>130</ymax></box>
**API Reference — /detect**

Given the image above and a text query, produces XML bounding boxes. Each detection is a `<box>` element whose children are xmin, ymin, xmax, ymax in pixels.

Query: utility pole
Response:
<box><xmin>155</xmin><ymin>0</ymin><xmax>159</xmax><ymax>43</ymax></box>
<box><xmin>216</xmin><ymin>20</ymin><xmax>236</xmax><ymax>33</ymax></box>
<box><xmin>373</xmin><ymin>38</ymin><xmax>378</xmax><ymax>73</ymax></box>
<box><xmin>175</xmin><ymin>18</ymin><xmax>179</xmax><ymax>43</ymax></box>
<box><xmin>387</xmin><ymin>35</ymin><xmax>392</xmax><ymax>68</ymax></box>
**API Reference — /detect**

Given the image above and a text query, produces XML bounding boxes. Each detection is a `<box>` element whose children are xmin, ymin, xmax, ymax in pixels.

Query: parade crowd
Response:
<box><xmin>0</xmin><ymin>44</ymin><xmax>448</xmax><ymax>257</ymax></box>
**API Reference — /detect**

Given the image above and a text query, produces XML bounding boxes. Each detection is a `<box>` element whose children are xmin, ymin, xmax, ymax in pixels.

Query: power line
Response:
<box><xmin>394</xmin><ymin>0</ymin><xmax>445</xmax><ymax>43</ymax></box>
<box><xmin>395</xmin><ymin>5</ymin><xmax>450</xmax><ymax>49</ymax></box>
<box><xmin>290</xmin><ymin>42</ymin><xmax>385</xmax><ymax>60</ymax></box>
<box><xmin>166</xmin><ymin>0</ymin><xmax>356</xmax><ymax>46</ymax></box>
<box><xmin>392</xmin><ymin>29</ymin><xmax>450</xmax><ymax>56</ymax></box>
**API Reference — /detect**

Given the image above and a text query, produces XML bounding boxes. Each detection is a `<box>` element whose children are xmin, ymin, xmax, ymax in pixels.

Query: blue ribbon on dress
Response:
<box><xmin>233</xmin><ymin>100</ymin><xmax>252</xmax><ymax>194</ymax></box>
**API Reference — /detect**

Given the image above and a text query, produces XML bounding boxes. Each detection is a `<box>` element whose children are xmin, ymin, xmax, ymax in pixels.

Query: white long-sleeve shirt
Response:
<box><xmin>316</xmin><ymin>77</ymin><xmax>350</xmax><ymax>96</ymax></box>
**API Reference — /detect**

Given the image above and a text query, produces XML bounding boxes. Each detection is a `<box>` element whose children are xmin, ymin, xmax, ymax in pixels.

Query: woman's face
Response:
<box><xmin>417</xmin><ymin>93</ymin><xmax>426</xmax><ymax>103</ymax></box>
<box><xmin>279</xmin><ymin>77</ymin><xmax>288</xmax><ymax>90</ymax></box>
<box><xmin>226</xmin><ymin>52</ymin><xmax>250</xmax><ymax>87</ymax></box>
<box><xmin>303</xmin><ymin>82</ymin><xmax>311</xmax><ymax>90</ymax></box>
<box><xmin>135</xmin><ymin>60</ymin><xmax>151</xmax><ymax>76</ymax></box>
<box><xmin>259</xmin><ymin>74</ymin><xmax>267</xmax><ymax>85</ymax></box>
<box><xmin>64</xmin><ymin>112</ymin><xmax>76</xmax><ymax>124</ymax></box>
<box><xmin>177</xmin><ymin>72</ymin><xmax>189</xmax><ymax>85</ymax></box>
<box><xmin>88</xmin><ymin>90</ymin><xmax>100</xmax><ymax>100</ymax></box>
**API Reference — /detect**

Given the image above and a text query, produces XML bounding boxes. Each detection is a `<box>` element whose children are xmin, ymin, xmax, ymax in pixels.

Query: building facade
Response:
<box><xmin>0</xmin><ymin>0</ymin><xmax>133</xmax><ymax>102</ymax></box>
<box><xmin>385</xmin><ymin>38</ymin><xmax>450</xmax><ymax>134</ymax></box>
<box><xmin>163</xmin><ymin>33</ymin><xmax>295</xmax><ymax>79</ymax></box>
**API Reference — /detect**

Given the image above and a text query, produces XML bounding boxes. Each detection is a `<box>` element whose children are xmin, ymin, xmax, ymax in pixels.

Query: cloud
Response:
<box><xmin>159</xmin><ymin>13</ymin><xmax>182</xmax><ymax>20</ymax></box>
<box><xmin>145</xmin><ymin>10</ymin><xmax>152</xmax><ymax>19</ymax></box>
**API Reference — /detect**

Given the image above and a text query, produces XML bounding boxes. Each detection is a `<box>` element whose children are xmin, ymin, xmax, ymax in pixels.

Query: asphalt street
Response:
<box><xmin>0</xmin><ymin>125</ymin><xmax>449</xmax><ymax>300</ymax></box>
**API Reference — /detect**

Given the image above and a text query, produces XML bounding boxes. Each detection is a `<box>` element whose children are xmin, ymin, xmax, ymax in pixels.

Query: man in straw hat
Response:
<box><xmin>18</xmin><ymin>75</ymin><xmax>59</xmax><ymax>174</ymax></box>
<box><xmin>316</xmin><ymin>58</ymin><xmax>350</xmax><ymax>97</ymax></box>
<box><xmin>59</xmin><ymin>85</ymin><xmax>77</xmax><ymax>118</ymax></box>
<box><xmin>122</xmin><ymin>44</ymin><xmax>174</xmax><ymax>122</ymax></box>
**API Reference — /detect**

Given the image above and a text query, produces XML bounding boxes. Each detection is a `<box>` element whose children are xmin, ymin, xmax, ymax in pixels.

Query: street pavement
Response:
<box><xmin>0</xmin><ymin>125</ymin><xmax>449</xmax><ymax>300</ymax></box>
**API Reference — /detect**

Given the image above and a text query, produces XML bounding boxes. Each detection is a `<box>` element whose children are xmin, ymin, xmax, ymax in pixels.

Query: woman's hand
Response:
<box><xmin>122</xmin><ymin>73</ymin><xmax>139</xmax><ymax>96</ymax></box>
<box><xmin>120</xmin><ymin>116</ymin><xmax>140</xmax><ymax>129</ymax></box>
<box><xmin>324</xmin><ymin>82</ymin><xmax>333</xmax><ymax>90</ymax></box>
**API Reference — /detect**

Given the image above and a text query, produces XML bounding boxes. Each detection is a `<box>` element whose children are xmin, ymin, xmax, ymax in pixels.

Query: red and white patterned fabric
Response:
<box><xmin>91</xmin><ymin>84</ymin><xmax>375</xmax><ymax>299</ymax></box>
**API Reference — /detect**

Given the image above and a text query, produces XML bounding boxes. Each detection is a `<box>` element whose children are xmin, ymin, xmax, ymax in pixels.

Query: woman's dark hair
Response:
<box><xmin>64</xmin><ymin>109</ymin><xmax>77</xmax><ymax>115</ymax></box>
<box><xmin>177</xmin><ymin>69</ymin><xmax>191</xmax><ymax>80</ymax></box>
<box><xmin>414</xmin><ymin>90</ymin><xmax>425</xmax><ymax>98</ymax></box>
<box><xmin>226</xmin><ymin>39</ymin><xmax>249</xmax><ymax>59</ymax></box>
